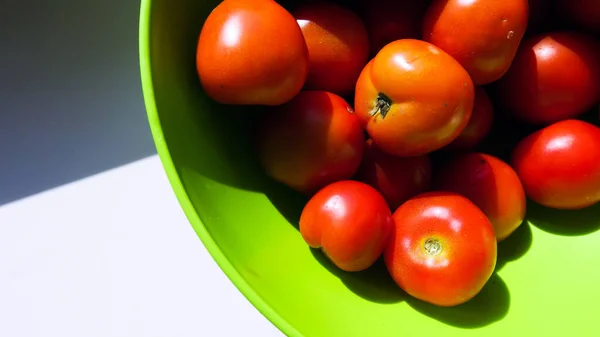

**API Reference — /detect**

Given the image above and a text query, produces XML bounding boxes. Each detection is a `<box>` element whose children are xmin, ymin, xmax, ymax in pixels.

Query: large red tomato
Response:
<box><xmin>300</xmin><ymin>180</ymin><xmax>393</xmax><ymax>272</ymax></box>
<box><xmin>422</xmin><ymin>0</ymin><xmax>529</xmax><ymax>85</ymax></box>
<box><xmin>511</xmin><ymin>119</ymin><xmax>600</xmax><ymax>210</ymax></box>
<box><xmin>256</xmin><ymin>91</ymin><xmax>364</xmax><ymax>195</ymax></box>
<box><xmin>196</xmin><ymin>0</ymin><xmax>308</xmax><ymax>106</ymax></box>
<box><xmin>356</xmin><ymin>139</ymin><xmax>432</xmax><ymax>210</ymax></box>
<box><xmin>557</xmin><ymin>0</ymin><xmax>600</xmax><ymax>33</ymax></box>
<box><xmin>495</xmin><ymin>31</ymin><xmax>600</xmax><ymax>125</ymax></box>
<box><xmin>445</xmin><ymin>87</ymin><xmax>494</xmax><ymax>151</ymax></box>
<box><xmin>384</xmin><ymin>192</ymin><xmax>497</xmax><ymax>307</ymax></box>
<box><xmin>354</xmin><ymin>39</ymin><xmax>475</xmax><ymax>157</ymax></box>
<box><xmin>293</xmin><ymin>1</ymin><xmax>369</xmax><ymax>95</ymax></box>
<box><xmin>434</xmin><ymin>153</ymin><xmax>526</xmax><ymax>241</ymax></box>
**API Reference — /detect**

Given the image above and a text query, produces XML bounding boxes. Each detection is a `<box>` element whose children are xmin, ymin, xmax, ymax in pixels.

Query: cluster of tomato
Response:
<box><xmin>196</xmin><ymin>0</ymin><xmax>600</xmax><ymax>307</ymax></box>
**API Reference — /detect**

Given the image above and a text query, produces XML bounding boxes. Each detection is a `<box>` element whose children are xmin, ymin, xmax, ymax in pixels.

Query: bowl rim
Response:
<box><xmin>138</xmin><ymin>1</ymin><xmax>302</xmax><ymax>336</ymax></box>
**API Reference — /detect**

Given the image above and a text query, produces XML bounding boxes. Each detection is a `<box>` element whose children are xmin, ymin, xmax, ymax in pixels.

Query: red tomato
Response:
<box><xmin>495</xmin><ymin>31</ymin><xmax>600</xmax><ymax>125</ymax></box>
<box><xmin>434</xmin><ymin>153</ymin><xmax>526</xmax><ymax>241</ymax></box>
<box><xmin>293</xmin><ymin>1</ymin><xmax>369</xmax><ymax>95</ymax></box>
<box><xmin>360</xmin><ymin>0</ymin><xmax>430</xmax><ymax>56</ymax></box>
<box><xmin>511</xmin><ymin>119</ymin><xmax>600</xmax><ymax>210</ymax></box>
<box><xmin>557</xmin><ymin>0</ymin><xmax>600</xmax><ymax>33</ymax></box>
<box><xmin>196</xmin><ymin>0</ymin><xmax>308</xmax><ymax>106</ymax></box>
<box><xmin>354</xmin><ymin>39</ymin><xmax>475</xmax><ymax>157</ymax></box>
<box><xmin>384</xmin><ymin>191</ymin><xmax>497</xmax><ymax>307</ymax></box>
<box><xmin>300</xmin><ymin>180</ymin><xmax>393</xmax><ymax>272</ymax></box>
<box><xmin>445</xmin><ymin>87</ymin><xmax>494</xmax><ymax>151</ymax></box>
<box><xmin>256</xmin><ymin>91</ymin><xmax>364</xmax><ymax>195</ymax></box>
<box><xmin>356</xmin><ymin>139</ymin><xmax>432</xmax><ymax>210</ymax></box>
<box><xmin>422</xmin><ymin>0</ymin><xmax>529</xmax><ymax>85</ymax></box>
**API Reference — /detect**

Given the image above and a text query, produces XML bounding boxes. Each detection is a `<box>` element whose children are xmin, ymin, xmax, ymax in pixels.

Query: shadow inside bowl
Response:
<box><xmin>495</xmin><ymin>221</ymin><xmax>533</xmax><ymax>271</ymax></box>
<box><xmin>526</xmin><ymin>201</ymin><xmax>600</xmax><ymax>236</ymax></box>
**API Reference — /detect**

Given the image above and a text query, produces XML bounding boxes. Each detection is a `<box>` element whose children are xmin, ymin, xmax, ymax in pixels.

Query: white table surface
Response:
<box><xmin>0</xmin><ymin>1</ymin><xmax>283</xmax><ymax>336</ymax></box>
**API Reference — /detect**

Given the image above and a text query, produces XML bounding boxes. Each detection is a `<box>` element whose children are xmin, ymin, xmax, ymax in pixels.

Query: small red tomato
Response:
<box><xmin>293</xmin><ymin>1</ymin><xmax>370</xmax><ymax>95</ymax></box>
<box><xmin>557</xmin><ymin>0</ymin><xmax>600</xmax><ymax>33</ymax></box>
<box><xmin>256</xmin><ymin>91</ymin><xmax>364</xmax><ymax>196</ymax></box>
<box><xmin>495</xmin><ymin>31</ymin><xmax>600</xmax><ymax>125</ymax></box>
<box><xmin>511</xmin><ymin>119</ymin><xmax>600</xmax><ymax>210</ymax></box>
<box><xmin>434</xmin><ymin>153</ymin><xmax>526</xmax><ymax>241</ymax></box>
<box><xmin>422</xmin><ymin>0</ymin><xmax>529</xmax><ymax>85</ymax></box>
<box><xmin>354</xmin><ymin>39</ymin><xmax>474</xmax><ymax>157</ymax></box>
<box><xmin>300</xmin><ymin>180</ymin><xmax>393</xmax><ymax>272</ymax></box>
<box><xmin>196</xmin><ymin>0</ymin><xmax>309</xmax><ymax>106</ymax></box>
<box><xmin>356</xmin><ymin>139</ymin><xmax>432</xmax><ymax>210</ymax></box>
<box><xmin>444</xmin><ymin>87</ymin><xmax>494</xmax><ymax>151</ymax></box>
<box><xmin>384</xmin><ymin>191</ymin><xmax>497</xmax><ymax>307</ymax></box>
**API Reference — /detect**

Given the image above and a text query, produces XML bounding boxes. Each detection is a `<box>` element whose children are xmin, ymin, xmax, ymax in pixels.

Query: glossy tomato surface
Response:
<box><xmin>435</xmin><ymin>153</ymin><xmax>526</xmax><ymax>241</ymax></box>
<box><xmin>196</xmin><ymin>0</ymin><xmax>308</xmax><ymax>105</ymax></box>
<box><xmin>422</xmin><ymin>0</ymin><xmax>529</xmax><ymax>85</ymax></box>
<box><xmin>293</xmin><ymin>1</ymin><xmax>369</xmax><ymax>95</ymax></box>
<box><xmin>300</xmin><ymin>180</ymin><xmax>393</xmax><ymax>272</ymax></box>
<box><xmin>384</xmin><ymin>191</ymin><xmax>497</xmax><ymax>307</ymax></box>
<box><xmin>256</xmin><ymin>91</ymin><xmax>364</xmax><ymax>195</ymax></box>
<box><xmin>495</xmin><ymin>31</ymin><xmax>600</xmax><ymax>125</ymax></box>
<box><xmin>511</xmin><ymin>119</ymin><xmax>600</xmax><ymax>210</ymax></box>
<box><xmin>445</xmin><ymin>87</ymin><xmax>494</xmax><ymax>151</ymax></box>
<box><xmin>354</xmin><ymin>39</ymin><xmax>474</xmax><ymax>157</ymax></box>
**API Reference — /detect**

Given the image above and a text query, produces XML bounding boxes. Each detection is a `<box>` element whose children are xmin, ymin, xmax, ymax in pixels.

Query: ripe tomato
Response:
<box><xmin>360</xmin><ymin>0</ymin><xmax>429</xmax><ymax>56</ymax></box>
<box><xmin>293</xmin><ymin>1</ymin><xmax>369</xmax><ymax>95</ymax></box>
<box><xmin>356</xmin><ymin>139</ymin><xmax>432</xmax><ymax>210</ymax></box>
<box><xmin>354</xmin><ymin>39</ymin><xmax>474</xmax><ymax>157</ymax></box>
<box><xmin>434</xmin><ymin>153</ymin><xmax>526</xmax><ymax>241</ymax></box>
<box><xmin>557</xmin><ymin>0</ymin><xmax>600</xmax><ymax>33</ymax></box>
<box><xmin>196</xmin><ymin>0</ymin><xmax>308</xmax><ymax>106</ymax></box>
<box><xmin>445</xmin><ymin>87</ymin><xmax>494</xmax><ymax>151</ymax></box>
<box><xmin>511</xmin><ymin>119</ymin><xmax>600</xmax><ymax>210</ymax></box>
<box><xmin>495</xmin><ymin>31</ymin><xmax>600</xmax><ymax>125</ymax></box>
<box><xmin>384</xmin><ymin>191</ymin><xmax>497</xmax><ymax>307</ymax></box>
<box><xmin>422</xmin><ymin>0</ymin><xmax>529</xmax><ymax>85</ymax></box>
<box><xmin>256</xmin><ymin>91</ymin><xmax>364</xmax><ymax>195</ymax></box>
<box><xmin>300</xmin><ymin>180</ymin><xmax>393</xmax><ymax>272</ymax></box>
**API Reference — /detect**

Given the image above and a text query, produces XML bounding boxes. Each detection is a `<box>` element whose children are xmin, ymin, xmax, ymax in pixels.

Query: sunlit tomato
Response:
<box><xmin>444</xmin><ymin>87</ymin><xmax>494</xmax><ymax>151</ymax></box>
<box><xmin>196</xmin><ymin>0</ymin><xmax>308</xmax><ymax>106</ymax></box>
<box><xmin>293</xmin><ymin>1</ymin><xmax>369</xmax><ymax>95</ymax></box>
<box><xmin>557</xmin><ymin>0</ymin><xmax>600</xmax><ymax>33</ymax></box>
<box><xmin>300</xmin><ymin>180</ymin><xmax>393</xmax><ymax>272</ymax></box>
<box><xmin>354</xmin><ymin>39</ymin><xmax>474</xmax><ymax>157</ymax></box>
<box><xmin>384</xmin><ymin>191</ymin><xmax>497</xmax><ymax>307</ymax></box>
<box><xmin>434</xmin><ymin>153</ymin><xmax>526</xmax><ymax>241</ymax></box>
<box><xmin>495</xmin><ymin>31</ymin><xmax>600</xmax><ymax>125</ymax></box>
<box><xmin>360</xmin><ymin>0</ymin><xmax>430</xmax><ymax>56</ymax></box>
<box><xmin>422</xmin><ymin>0</ymin><xmax>529</xmax><ymax>85</ymax></box>
<box><xmin>256</xmin><ymin>91</ymin><xmax>364</xmax><ymax>195</ymax></box>
<box><xmin>356</xmin><ymin>139</ymin><xmax>432</xmax><ymax>210</ymax></box>
<box><xmin>511</xmin><ymin>119</ymin><xmax>600</xmax><ymax>210</ymax></box>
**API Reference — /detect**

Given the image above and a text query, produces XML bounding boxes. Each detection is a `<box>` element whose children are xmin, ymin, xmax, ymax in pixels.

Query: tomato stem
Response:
<box><xmin>424</xmin><ymin>238</ymin><xmax>442</xmax><ymax>256</ymax></box>
<box><xmin>368</xmin><ymin>93</ymin><xmax>392</xmax><ymax>118</ymax></box>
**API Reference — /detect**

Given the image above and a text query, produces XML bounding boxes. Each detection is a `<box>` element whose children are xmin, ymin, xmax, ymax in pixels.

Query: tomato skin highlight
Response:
<box><xmin>196</xmin><ymin>0</ymin><xmax>309</xmax><ymax>106</ymax></box>
<box><xmin>300</xmin><ymin>180</ymin><xmax>393</xmax><ymax>272</ymax></box>
<box><xmin>434</xmin><ymin>153</ymin><xmax>526</xmax><ymax>241</ymax></box>
<box><xmin>354</xmin><ymin>39</ymin><xmax>475</xmax><ymax>157</ymax></box>
<box><xmin>384</xmin><ymin>191</ymin><xmax>497</xmax><ymax>307</ymax></box>
<box><xmin>511</xmin><ymin>120</ymin><xmax>600</xmax><ymax>210</ymax></box>
<box><xmin>422</xmin><ymin>0</ymin><xmax>529</xmax><ymax>85</ymax></box>
<box><xmin>495</xmin><ymin>31</ymin><xmax>600</xmax><ymax>125</ymax></box>
<box><xmin>445</xmin><ymin>87</ymin><xmax>494</xmax><ymax>151</ymax></box>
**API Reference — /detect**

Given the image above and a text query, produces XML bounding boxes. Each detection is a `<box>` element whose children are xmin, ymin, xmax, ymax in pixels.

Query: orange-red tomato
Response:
<box><xmin>445</xmin><ymin>87</ymin><xmax>494</xmax><ymax>151</ymax></box>
<box><xmin>422</xmin><ymin>0</ymin><xmax>529</xmax><ymax>85</ymax></box>
<box><xmin>434</xmin><ymin>153</ymin><xmax>526</xmax><ymax>241</ymax></box>
<box><xmin>495</xmin><ymin>31</ymin><xmax>600</xmax><ymax>125</ymax></box>
<box><xmin>354</xmin><ymin>39</ymin><xmax>474</xmax><ymax>157</ymax></box>
<box><xmin>384</xmin><ymin>192</ymin><xmax>497</xmax><ymax>307</ymax></box>
<box><xmin>300</xmin><ymin>180</ymin><xmax>393</xmax><ymax>272</ymax></box>
<box><xmin>293</xmin><ymin>1</ymin><xmax>369</xmax><ymax>95</ymax></box>
<box><xmin>356</xmin><ymin>139</ymin><xmax>432</xmax><ymax>210</ymax></box>
<box><xmin>196</xmin><ymin>0</ymin><xmax>308</xmax><ymax>106</ymax></box>
<box><xmin>557</xmin><ymin>0</ymin><xmax>600</xmax><ymax>33</ymax></box>
<box><xmin>511</xmin><ymin>119</ymin><xmax>600</xmax><ymax>210</ymax></box>
<box><xmin>256</xmin><ymin>91</ymin><xmax>364</xmax><ymax>196</ymax></box>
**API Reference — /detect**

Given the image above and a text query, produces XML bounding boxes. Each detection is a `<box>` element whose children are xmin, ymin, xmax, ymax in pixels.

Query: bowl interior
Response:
<box><xmin>140</xmin><ymin>1</ymin><xmax>600</xmax><ymax>336</ymax></box>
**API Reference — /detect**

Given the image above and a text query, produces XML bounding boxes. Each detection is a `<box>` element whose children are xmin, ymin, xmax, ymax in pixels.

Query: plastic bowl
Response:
<box><xmin>139</xmin><ymin>0</ymin><xmax>600</xmax><ymax>336</ymax></box>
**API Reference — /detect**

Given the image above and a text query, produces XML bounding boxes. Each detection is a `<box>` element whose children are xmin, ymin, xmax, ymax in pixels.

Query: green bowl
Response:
<box><xmin>139</xmin><ymin>0</ymin><xmax>600</xmax><ymax>336</ymax></box>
